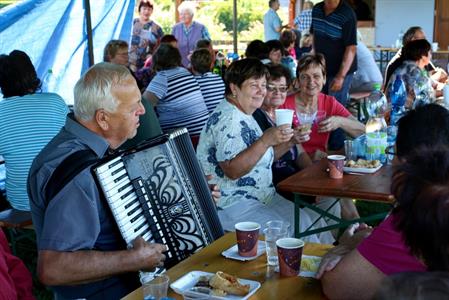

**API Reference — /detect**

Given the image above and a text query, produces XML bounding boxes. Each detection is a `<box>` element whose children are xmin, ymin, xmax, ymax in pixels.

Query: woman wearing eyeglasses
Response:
<box><xmin>253</xmin><ymin>64</ymin><xmax>312</xmax><ymax>187</ymax></box>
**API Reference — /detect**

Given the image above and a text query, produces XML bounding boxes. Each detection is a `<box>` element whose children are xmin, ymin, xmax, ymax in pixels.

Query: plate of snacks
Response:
<box><xmin>343</xmin><ymin>159</ymin><xmax>382</xmax><ymax>174</ymax></box>
<box><xmin>170</xmin><ymin>271</ymin><xmax>260</xmax><ymax>300</ymax></box>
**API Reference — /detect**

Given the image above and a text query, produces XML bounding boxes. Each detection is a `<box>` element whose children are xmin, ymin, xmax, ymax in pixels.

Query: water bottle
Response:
<box><xmin>365</xmin><ymin>116</ymin><xmax>388</xmax><ymax>162</ymax></box>
<box><xmin>364</xmin><ymin>84</ymin><xmax>387</xmax><ymax>119</ymax></box>
<box><xmin>386</xmin><ymin>125</ymin><xmax>397</xmax><ymax>164</ymax></box>
<box><xmin>388</xmin><ymin>75</ymin><xmax>407</xmax><ymax>126</ymax></box>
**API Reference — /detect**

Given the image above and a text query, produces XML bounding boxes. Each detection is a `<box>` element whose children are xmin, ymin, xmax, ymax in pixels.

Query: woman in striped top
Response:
<box><xmin>191</xmin><ymin>48</ymin><xmax>225</xmax><ymax>113</ymax></box>
<box><xmin>0</xmin><ymin>50</ymin><xmax>68</xmax><ymax>211</ymax></box>
<box><xmin>143</xmin><ymin>44</ymin><xmax>208</xmax><ymax>145</ymax></box>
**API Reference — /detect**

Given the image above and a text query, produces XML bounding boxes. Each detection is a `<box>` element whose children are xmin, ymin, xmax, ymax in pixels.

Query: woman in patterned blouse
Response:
<box><xmin>385</xmin><ymin>39</ymin><xmax>439</xmax><ymax>109</ymax></box>
<box><xmin>196</xmin><ymin>58</ymin><xmax>335</xmax><ymax>244</ymax></box>
<box><xmin>128</xmin><ymin>0</ymin><xmax>164</xmax><ymax>72</ymax></box>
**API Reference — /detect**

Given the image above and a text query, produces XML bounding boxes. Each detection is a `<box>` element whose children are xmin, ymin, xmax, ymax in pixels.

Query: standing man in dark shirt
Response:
<box><xmin>28</xmin><ymin>63</ymin><xmax>167</xmax><ymax>299</ymax></box>
<box><xmin>311</xmin><ymin>0</ymin><xmax>357</xmax><ymax>150</ymax></box>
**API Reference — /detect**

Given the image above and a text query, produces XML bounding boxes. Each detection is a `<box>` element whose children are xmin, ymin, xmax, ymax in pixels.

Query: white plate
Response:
<box><xmin>170</xmin><ymin>271</ymin><xmax>261</xmax><ymax>300</ymax></box>
<box><xmin>343</xmin><ymin>164</ymin><xmax>382</xmax><ymax>174</ymax></box>
<box><xmin>221</xmin><ymin>243</ymin><xmax>266</xmax><ymax>261</ymax></box>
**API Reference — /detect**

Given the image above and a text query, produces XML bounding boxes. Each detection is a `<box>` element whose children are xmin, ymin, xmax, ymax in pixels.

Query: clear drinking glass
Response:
<box><xmin>263</xmin><ymin>220</ymin><xmax>290</xmax><ymax>267</ymax></box>
<box><xmin>297</xmin><ymin>111</ymin><xmax>316</xmax><ymax>134</ymax></box>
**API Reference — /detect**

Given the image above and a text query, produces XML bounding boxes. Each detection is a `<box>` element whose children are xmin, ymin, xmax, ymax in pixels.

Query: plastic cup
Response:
<box><xmin>315</xmin><ymin>110</ymin><xmax>327</xmax><ymax>124</ymax></box>
<box><xmin>344</xmin><ymin>140</ymin><xmax>355</xmax><ymax>160</ymax></box>
<box><xmin>275</xmin><ymin>109</ymin><xmax>294</xmax><ymax>126</ymax></box>
<box><xmin>432</xmin><ymin>42</ymin><xmax>438</xmax><ymax>52</ymax></box>
<box><xmin>327</xmin><ymin>155</ymin><xmax>345</xmax><ymax>179</ymax></box>
<box><xmin>235</xmin><ymin>222</ymin><xmax>260</xmax><ymax>257</ymax></box>
<box><xmin>141</xmin><ymin>274</ymin><xmax>169</xmax><ymax>300</ymax></box>
<box><xmin>297</xmin><ymin>111</ymin><xmax>316</xmax><ymax>126</ymax></box>
<box><xmin>266</xmin><ymin>220</ymin><xmax>290</xmax><ymax>232</ymax></box>
<box><xmin>443</xmin><ymin>85</ymin><xmax>449</xmax><ymax>108</ymax></box>
<box><xmin>263</xmin><ymin>226</ymin><xmax>289</xmax><ymax>266</ymax></box>
<box><xmin>276</xmin><ymin>238</ymin><xmax>304</xmax><ymax>277</ymax></box>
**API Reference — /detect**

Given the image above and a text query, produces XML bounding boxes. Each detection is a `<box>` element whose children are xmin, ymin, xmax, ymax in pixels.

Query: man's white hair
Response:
<box><xmin>73</xmin><ymin>62</ymin><xmax>132</xmax><ymax>121</ymax></box>
<box><xmin>178</xmin><ymin>1</ymin><xmax>195</xmax><ymax>16</ymax></box>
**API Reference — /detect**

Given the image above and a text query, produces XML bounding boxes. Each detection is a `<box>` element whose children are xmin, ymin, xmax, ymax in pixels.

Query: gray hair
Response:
<box><xmin>73</xmin><ymin>62</ymin><xmax>132</xmax><ymax>121</ymax></box>
<box><xmin>178</xmin><ymin>1</ymin><xmax>195</xmax><ymax>16</ymax></box>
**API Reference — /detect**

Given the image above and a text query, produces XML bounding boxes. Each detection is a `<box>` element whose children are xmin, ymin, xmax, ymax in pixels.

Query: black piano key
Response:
<box><xmin>118</xmin><ymin>182</ymin><xmax>132</xmax><ymax>193</ymax></box>
<box><xmin>126</xmin><ymin>203</ymin><xmax>141</xmax><ymax>216</ymax></box>
<box><xmin>111</xmin><ymin>166</ymin><xmax>125</xmax><ymax>176</ymax></box>
<box><xmin>130</xmin><ymin>211</ymin><xmax>143</xmax><ymax>223</ymax></box>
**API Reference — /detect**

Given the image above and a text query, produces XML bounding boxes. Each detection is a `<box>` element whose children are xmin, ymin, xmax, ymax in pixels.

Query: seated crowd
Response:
<box><xmin>1</xmin><ymin>12</ymin><xmax>449</xmax><ymax>299</ymax></box>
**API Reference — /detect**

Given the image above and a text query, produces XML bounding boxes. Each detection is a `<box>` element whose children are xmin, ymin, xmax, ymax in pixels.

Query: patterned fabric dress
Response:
<box><xmin>129</xmin><ymin>18</ymin><xmax>163</xmax><ymax>70</ymax></box>
<box><xmin>385</xmin><ymin>60</ymin><xmax>434</xmax><ymax>109</ymax></box>
<box><xmin>197</xmin><ymin>99</ymin><xmax>275</xmax><ymax>209</ymax></box>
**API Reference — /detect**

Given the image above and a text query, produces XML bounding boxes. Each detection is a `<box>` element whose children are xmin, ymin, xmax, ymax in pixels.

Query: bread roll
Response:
<box><xmin>209</xmin><ymin>271</ymin><xmax>250</xmax><ymax>296</ymax></box>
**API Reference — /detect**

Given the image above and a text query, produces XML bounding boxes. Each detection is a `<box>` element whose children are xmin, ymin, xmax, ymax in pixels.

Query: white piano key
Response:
<box><xmin>141</xmin><ymin>230</ymin><xmax>153</xmax><ymax>242</ymax></box>
<box><xmin>99</xmin><ymin>168</ymin><xmax>127</xmax><ymax>186</ymax></box>
<box><xmin>108</xmin><ymin>191</ymin><xmax>136</xmax><ymax>208</ymax></box>
<box><xmin>111</xmin><ymin>197</ymin><xmax>140</xmax><ymax>215</ymax></box>
<box><xmin>106</xmin><ymin>184</ymin><xmax>134</xmax><ymax>202</ymax></box>
<box><xmin>133</xmin><ymin>223</ymin><xmax>151</xmax><ymax>240</ymax></box>
<box><xmin>123</xmin><ymin>222</ymin><xmax>148</xmax><ymax>242</ymax></box>
<box><xmin>102</xmin><ymin>176</ymin><xmax>131</xmax><ymax>195</ymax></box>
<box><xmin>95</xmin><ymin>157</ymin><xmax>123</xmax><ymax>175</ymax></box>
<box><xmin>120</xmin><ymin>215</ymin><xmax>146</xmax><ymax>235</ymax></box>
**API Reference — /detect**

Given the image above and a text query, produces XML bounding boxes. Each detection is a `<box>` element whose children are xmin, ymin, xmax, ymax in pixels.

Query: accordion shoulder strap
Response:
<box><xmin>44</xmin><ymin>149</ymin><xmax>98</xmax><ymax>206</ymax></box>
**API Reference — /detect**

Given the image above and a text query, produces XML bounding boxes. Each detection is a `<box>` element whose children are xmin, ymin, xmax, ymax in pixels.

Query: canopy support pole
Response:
<box><xmin>84</xmin><ymin>0</ymin><xmax>94</xmax><ymax>67</ymax></box>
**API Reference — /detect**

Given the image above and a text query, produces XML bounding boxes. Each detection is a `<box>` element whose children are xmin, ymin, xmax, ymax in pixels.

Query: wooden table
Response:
<box><xmin>277</xmin><ymin>159</ymin><xmax>395</xmax><ymax>238</ymax></box>
<box><xmin>122</xmin><ymin>233</ymin><xmax>332</xmax><ymax>300</ymax></box>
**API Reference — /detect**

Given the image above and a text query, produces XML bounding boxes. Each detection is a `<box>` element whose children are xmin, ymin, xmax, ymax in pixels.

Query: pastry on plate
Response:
<box><xmin>209</xmin><ymin>271</ymin><xmax>250</xmax><ymax>296</ymax></box>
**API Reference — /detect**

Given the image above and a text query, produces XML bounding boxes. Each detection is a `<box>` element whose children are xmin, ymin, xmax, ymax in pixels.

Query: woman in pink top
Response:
<box><xmin>317</xmin><ymin>104</ymin><xmax>449</xmax><ymax>300</ymax></box>
<box><xmin>281</xmin><ymin>54</ymin><xmax>364</xmax><ymax>160</ymax></box>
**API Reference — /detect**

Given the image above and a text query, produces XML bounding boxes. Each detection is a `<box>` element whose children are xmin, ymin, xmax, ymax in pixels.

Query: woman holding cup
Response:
<box><xmin>197</xmin><ymin>58</ymin><xmax>334</xmax><ymax>244</ymax></box>
<box><xmin>253</xmin><ymin>64</ymin><xmax>313</xmax><ymax>187</ymax></box>
<box><xmin>281</xmin><ymin>54</ymin><xmax>365</xmax><ymax>161</ymax></box>
<box><xmin>281</xmin><ymin>54</ymin><xmax>365</xmax><ymax>220</ymax></box>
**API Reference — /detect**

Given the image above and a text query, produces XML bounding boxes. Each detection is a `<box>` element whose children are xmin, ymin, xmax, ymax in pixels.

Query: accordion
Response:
<box><xmin>92</xmin><ymin>128</ymin><xmax>224</xmax><ymax>268</ymax></box>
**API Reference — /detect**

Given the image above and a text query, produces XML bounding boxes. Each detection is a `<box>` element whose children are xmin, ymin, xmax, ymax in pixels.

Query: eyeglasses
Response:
<box><xmin>267</xmin><ymin>85</ymin><xmax>288</xmax><ymax>93</ymax></box>
<box><xmin>385</xmin><ymin>145</ymin><xmax>396</xmax><ymax>156</ymax></box>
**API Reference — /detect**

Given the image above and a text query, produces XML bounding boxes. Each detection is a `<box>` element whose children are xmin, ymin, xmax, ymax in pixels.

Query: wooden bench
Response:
<box><xmin>0</xmin><ymin>208</ymin><xmax>34</xmax><ymax>255</ymax></box>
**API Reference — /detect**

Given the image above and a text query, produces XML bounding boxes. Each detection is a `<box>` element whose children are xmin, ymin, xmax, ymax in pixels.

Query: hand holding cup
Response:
<box><xmin>261</xmin><ymin>125</ymin><xmax>294</xmax><ymax>146</ymax></box>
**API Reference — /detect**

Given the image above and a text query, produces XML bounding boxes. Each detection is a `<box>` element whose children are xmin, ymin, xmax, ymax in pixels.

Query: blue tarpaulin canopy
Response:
<box><xmin>0</xmin><ymin>0</ymin><xmax>135</xmax><ymax>104</ymax></box>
